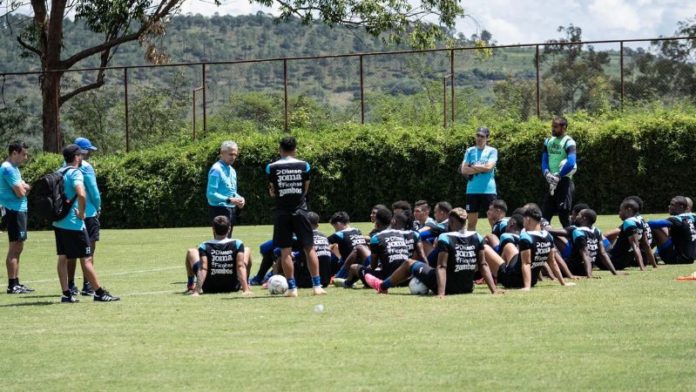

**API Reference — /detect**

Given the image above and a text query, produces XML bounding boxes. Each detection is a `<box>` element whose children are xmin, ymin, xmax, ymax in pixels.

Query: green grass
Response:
<box><xmin>1</xmin><ymin>215</ymin><xmax>695</xmax><ymax>391</ymax></box>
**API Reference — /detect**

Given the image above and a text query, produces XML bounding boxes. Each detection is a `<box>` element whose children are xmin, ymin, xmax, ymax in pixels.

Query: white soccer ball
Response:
<box><xmin>409</xmin><ymin>278</ymin><xmax>430</xmax><ymax>295</ymax></box>
<box><xmin>268</xmin><ymin>275</ymin><xmax>289</xmax><ymax>295</ymax></box>
<box><xmin>558</xmin><ymin>159</ymin><xmax>577</xmax><ymax>176</ymax></box>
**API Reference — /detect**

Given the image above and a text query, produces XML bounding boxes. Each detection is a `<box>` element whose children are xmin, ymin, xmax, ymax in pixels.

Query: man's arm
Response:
<box><xmin>629</xmin><ymin>235</ymin><xmax>645</xmax><ymax>271</ymax></box>
<box><xmin>83</xmin><ymin>167</ymin><xmax>101</xmax><ymax>212</ymax></box>
<box><xmin>578</xmin><ymin>245</ymin><xmax>594</xmax><ymax>278</ymax></box>
<box><xmin>547</xmin><ymin>249</ymin><xmax>568</xmax><ymax>286</ymax></box>
<box><xmin>597</xmin><ymin>240</ymin><xmax>620</xmax><ymax>275</ymax></box>
<box><xmin>414</xmin><ymin>241</ymin><xmax>427</xmax><ymax>262</ymax></box>
<box><xmin>194</xmin><ymin>255</ymin><xmax>208</xmax><ymax>295</ymax></box>
<box><xmin>640</xmin><ymin>233</ymin><xmax>657</xmax><ymax>269</ymax></box>
<box><xmin>236</xmin><ymin>251</ymin><xmax>252</xmax><ymax>295</ymax></box>
<box><xmin>521</xmin><ymin>249</ymin><xmax>532</xmax><ymax>291</ymax></box>
<box><xmin>436</xmin><ymin>251</ymin><xmax>448</xmax><ymax>298</ymax></box>
<box><xmin>75</xmin><ymin>183</ymin><xmax>87</xmax><ymax>221</ymax></box>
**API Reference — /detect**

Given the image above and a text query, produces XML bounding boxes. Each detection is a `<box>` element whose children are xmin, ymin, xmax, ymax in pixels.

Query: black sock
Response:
<box><xmin>255</xmin><ymin>253</ymin><xmax>275</xmax><ymax>280</ymax></box>
<box><xmin>9</xmin><ymin>278</ymin><xmax>18</xmax><ymax>287</ymax></box>
<box><xmin>68</xmin><ymin>280</ymin><xmax>75</xmax><ymax>289</ymax></box>
<box><xmin>95</xmin><ymin>287</ymin><xmax>105</xmax><ymax>296</ymax></box>
<box><xmin>63</xmin><ymin>290</ymin><xmax>72</xmax><ymax>297</ymax></box>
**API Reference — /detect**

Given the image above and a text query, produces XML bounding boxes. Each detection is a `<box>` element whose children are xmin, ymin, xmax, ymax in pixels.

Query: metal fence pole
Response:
<box><xmin>202</xmin><ymin>64</ymin><xmax>207</xmax><ymax>134</ymax></box>
<box><xmin>360</xmin><ymin>55</ymin><xmax>365</xmax><ymax>124</ymax></box>
<box><xmin>192</xmin><ymin>89</ymin><xmax>196</xmax><ymax>141</ymax></box>
<box><xmin>535</xmin><ymin>45</ymin><xmax>541</xmax><ymax>118</ymax></box>
<box><xmin>124</xmin><ymin>67</ymin><xmax>130</xmax><ymax>152</ymax></box>
<box><xmin>443</xmin><ymin>77</ymin><xmax>447</xmax><ymax>128</ymax></box>
<box><xmin>450</xmin><ymin>50</ymin><xmax>455</xmax><ymax>124</ymax></box>
<box><xmin>620</xmin><ymin>41</ymin><xmax>625</xmax><ymax>110</ymax></box>
<box><xmin>284</xmin><ymin>59</ymin><xmax>288</xmax><ymax>132</ymax></box>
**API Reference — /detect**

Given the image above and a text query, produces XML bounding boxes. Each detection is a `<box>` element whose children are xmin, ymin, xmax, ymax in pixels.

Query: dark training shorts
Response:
<box><xmin>2</xmin><ymin>209</ymin><xmax>27</xmax><ymax>242</ymax></box>
<box><xmin>410</xmin><ymin>261</ymin><xmax>438</xmax><ymax>293</ymax></box>
<box><xmin>466</xmin><ymin>194</ymin><xmax>497</xmax><ymax>216</ymax></box>
<box><xmin>54</xmin><ymin>227</ymin><xmax>92</xmax><ymax>259</ymax></box>
<box><xmin>272</xmin><ymin>209</ymin><xmax>314</xmax><ymax>248</ymax></box>
<box><xmin>85</xmin><ymin>216</ymin><xmax>100</xmax><ymax>242</ymax></box>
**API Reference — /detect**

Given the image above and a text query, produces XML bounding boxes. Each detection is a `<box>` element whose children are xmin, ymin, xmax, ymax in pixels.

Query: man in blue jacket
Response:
<box><xmin>207</xmin><ymin>141</ymin><xmax>245</xmax><ymax>235</ymax></box>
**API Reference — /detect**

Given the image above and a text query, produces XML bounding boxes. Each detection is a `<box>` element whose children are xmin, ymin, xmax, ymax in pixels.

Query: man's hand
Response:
<box><xmin>230</xmin><ymin>197</ymin><xmax>245</xmax><ymax>208</ymax></box>
<box><xmin>76</xmin><ymin>209</ymin><xmax>85</xmax><ymax>221</ymax></box>
<box><xmin>241</xmin><ymin>289</ymin><xmax>254</xmax><ymax>297</ymax></box>
<box><xmin>22</xmin><ymin>182</ymin><xmax>31</xmax><ymax>192</ymax></box>
<box><xmin>544</xmin><ymin>170</ymin><xmax>559</xmax><ymax>186</ymax></box>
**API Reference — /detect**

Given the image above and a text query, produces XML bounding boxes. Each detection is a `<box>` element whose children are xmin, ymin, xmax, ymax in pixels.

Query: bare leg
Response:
<box><xmin>67</xmin><ymin>258</ymin><xmax>77</xmax><ymax>286</ymax></box>
<box><xmin>485</xmin><ymin>234</ymin><xmax>500</xmax><ymax>248</ymax></box>
<box><xmin>467</xmin><ymin>212</ymin><xmax>479</xmax><ymax>231</ymax></box>
<box><xmin>185</xmin><ymin>248</ymin><xmax>197</xmax><ymax>276</ymax></box>
<box><xmin>304</xmin><ymin>245</ymin><xmax>326</xmax><ymax>295</ymax></box>
<box><xmin>79</xmin><ymin>257</ymin><xmax>102</xmax><ymax>290</ymax></box>
<box><xmin>483</xmin><ymin>245</ymin><xmax>505</xmax><ymax>276</ymax></box>
<box><xmin>57</xmin><ymin>255</ymin><xmax>69</xmax><ymax>292</ymax></box>
<box><xmin>6</xmin><ymin>241</ymin><xmax>23</xmax><ymax>280</ymax></box>
<box><xmin>280</xmin><ymin>248</ymin><xmax>297</xmax><ymax>296</ymax></box>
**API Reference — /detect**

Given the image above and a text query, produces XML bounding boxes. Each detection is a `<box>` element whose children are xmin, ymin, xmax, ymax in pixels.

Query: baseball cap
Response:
<box><xmin>62</xmin><ymin>144</ymin><xmax>87</xmax><ymax>162</ymax></box>
<box><xmin>475</xmin><ymin>127</ymin><xmax>490</xmax><ymax>137</ymax></box>
<box><xmin>74</xmin><ymin>137</ymin><xmax>97</xmax><ymax>151</ymax></box>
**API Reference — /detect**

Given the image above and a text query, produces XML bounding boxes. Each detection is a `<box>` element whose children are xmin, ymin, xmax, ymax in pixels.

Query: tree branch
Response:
<box><xmin>16</xmin><ymin>36</ymin><xmax>41</xmax><ymax>56</ymax></box>
<box><xmin>59</xmin><ymin>78</ymin><xmax>105</xmax><ymax>105</ymax></box>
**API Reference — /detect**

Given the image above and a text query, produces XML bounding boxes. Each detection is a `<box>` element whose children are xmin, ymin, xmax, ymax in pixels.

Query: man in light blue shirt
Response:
<box><xmin>460</xmin><ymin>127</ymin><xmax>498</xmax><ymax>231</ymax></box>
<box><xmin>207</xmin><ymin>141</ymin><xmax>245</xmax><ymax>236</ymax></box>
<box><xmin>54</xmin><ymin>144</ymin><xmax>118</xmax><ymax>303</ymax></box>
<box><xmin>66</xmin><ymin>137</ymin><xmax>102</xmax><ymax>296</ymax></box>
<box><xmin>0</xmin><ymin>140</ymin><xmax>33</xmax><ymax>294</ymax></box>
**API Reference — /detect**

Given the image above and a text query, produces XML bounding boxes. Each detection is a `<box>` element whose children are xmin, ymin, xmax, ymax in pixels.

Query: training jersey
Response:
<box><xmin>543</xmin><ymin>135</ymin><xmax>577</xmax><ymax>178</ymax></box>
<box><xmin>463</xmin><ymin>145</ymin><xmax>497</xmax><ymax>194</ymax></box>
<box><xmin>328</xmin><ymin>228</ymin><xmax>367</xmax><ymax>260</ymax></box>
<box><xmin>635</xmin><ymin>214</ymin><xmax>653</xmax><ymax>247</ymax></box>
<box><xmin>667</xmin><ymin>214</ymin><xmax>696</xmax><ymax>261</ymax></box>
<box><xmin>491</xmin><ymin>217</ymin><xmax>509</xmax><ymax>239</ymax></box>
<box><xmin>609</xmin><ymin>217</ymin><xmax>643</xmax><ymax>260</ymax></box>
<box><xmin>414</xmin><ymin>217</ymin><xmax>437</xmax><ymax>231</ymax></box>
<box><xmin>295</xmin><ymin>230</ymin><xmax>332</xmax><ymax>287</ymax></box>
<box><xmin>207</xmin><ymin>160</ymin><xmax>240</xmax><ymax>208</ymax></box>
<box><xmin>53</xmin><ymin>168</ymin><xmax>85</xmax><ymax>231</ymax></box>
<box><xmin>62</xmin><ymin>160</ymin><xmax>101</xmax><ymax>217</ymax></box>
<box><xmin>0</xmin><ymin>161</ymin><xmax>27</xmax><ymax>212</ymax></box>
<box><xmin>369</xmin><ymin>229</ymin><xmax>410</xmax><ymax>274</ymax></box>
<box><xmin>568</xmin><ymin>226</ymin><xmax>603</xmax><ymax>271</ymax></box>
<box><xmin>435</xmin><ymin>231</ymin><xmax>485</xmax><ymax>294</ymax></box>
<box><xmin>266</xmin><ymin>157</ymin><xmax>310</xmax><ymax>211</ymax></box>
<box><xmin>400</xmin><ymin>229</ymin><xmax>422</xmax><ymax>258</ymax></box>
<box><xmin>498</xmin><ymin>232</ymin><xmax>520</xmax><ymax>254</ymax></box>
<box><xmin>518</xmin><ymin>230</ymin><xmax>555</xmax><ymax>287</ymax></box>
<box><xmin>198</xmin><ymin>238</ymin><xmax>244</xmax><ymax>293</ymax></box>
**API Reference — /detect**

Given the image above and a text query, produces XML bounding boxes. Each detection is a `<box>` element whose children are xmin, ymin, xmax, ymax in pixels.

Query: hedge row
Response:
<box><xmin>21</xmin><ymin>108</ymin><xmax>696</xmax><ymax>229</ymax></box>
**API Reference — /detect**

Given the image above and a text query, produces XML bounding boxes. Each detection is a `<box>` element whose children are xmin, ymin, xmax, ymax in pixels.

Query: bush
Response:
<box><xmin>20</xmin><ymin>108</ymin><xmax>696</xmax><ymax>229</ymax></box>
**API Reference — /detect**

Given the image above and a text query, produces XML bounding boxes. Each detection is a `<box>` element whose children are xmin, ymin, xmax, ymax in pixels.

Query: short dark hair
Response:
<box><xmin>8</xmin><ymin>140</ymin><xmax>27</xmax><ymax>155</ymax></box>
<box><xmin>490</xmin><ymin>199</ymin><xmax>508</xmax><ymax>213</ymax></box>
<box><xmin>374</xmin><ymin>206</ymin><xmax>393</xmax><ymax>227</ymax></box>
<box><xmin>580</xmin><ymin>209</ymin><xmax>597</xmax><ymax>225</ymax></box>
<box><xmin>414</xmin><ymin>200</ymin><xmax>430</xmax><ymax>211</ymax></box>
<box><xmin>279</xmin><ymin>136</ymin><xmax>297</xmax><ymax>152</ymax></box>
<box><xmin>212</xmin><ymin>215</ymin><xmax>231</xmax><ymax>236</ymax></box>
<box><xmin>522</xmin><ymin>203</ymin><xmax>542</xmax><ymax>221</ymax></box>
<box><xmin>624</xmin><ymin>196</ymin><xmax>643</xmax><ymax>212</ymax></box>
<box><xmin>391</xmin><ymin>212</ymin><xmax>409</xmax><ymax>229</ymax></box>
<box><xmin>329</xmin><ymin>211</ymin><xmax>350</xmax><ymax>225</ymax></box>
<box><xmin>671</xmin><ymin>196</ymin><xmax>688</xmax><ymax>211</ymax></box>
<box><xmin>620</xmin><ymin>199</ymin><xmax>640</xmax><ymax>214</ymax></box>
<box><xmin>509</xmin><ymin>214</ymin><xmax>524</xmax><ymax>231</ymax></box>
<box><xmin>435</xmin><ymin>201</ymin><xmax>452</xmax><ymax>214</ymax></box>
<box><xmin>572</xmin><ymin>203</ymin><xmax>590</xmax><ymax>215</ymax></box>
<box><xmin>392</xmin><ymin>200</ymin><xmax>412</xmax><ymax>213</ymax></box>
<box><xmin>553</xmin><ymin>116</ymin><xmax>568</xmax><ymax>128</ymax></box>
<box><xmin>449</xmin><ymin>207</ymin><xmax>468</xmax><ymax>224</ymax></box>
<box><xmin>307</xmin><ymin>211</ymin><xmax>320</xmax><ymax>227</ymax></box>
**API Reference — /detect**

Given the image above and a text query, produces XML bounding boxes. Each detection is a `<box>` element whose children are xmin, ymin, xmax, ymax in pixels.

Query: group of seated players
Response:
<box><xmin>184</xmin><ymin>195</ymin><xmax>696</xmax><ymax>297</ymax></box>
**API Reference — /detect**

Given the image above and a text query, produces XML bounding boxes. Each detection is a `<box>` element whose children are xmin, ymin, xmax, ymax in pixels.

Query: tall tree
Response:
<box><xmin>1</xmin><ymin>0</ymin><xmax>464</xmax><ymax>152</ymax></box>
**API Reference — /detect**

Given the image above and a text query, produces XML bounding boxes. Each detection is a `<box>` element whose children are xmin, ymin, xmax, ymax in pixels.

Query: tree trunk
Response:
<box><xmin>41</xmin><ymin>71</ymin><xmax>62</xmax><ymax>153</ymax></box>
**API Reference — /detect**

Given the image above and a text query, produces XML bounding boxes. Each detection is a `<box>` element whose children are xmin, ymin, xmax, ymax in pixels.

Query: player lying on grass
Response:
<box><xmin>185</xmin><ymin>215</ymin><xmax>252</xmax><ymax>296</ymax></box>
<box><xmin>649</xmin><ymin>196</ymin><xmax>696</xmax><ymax>265</ymax></box>
<box><xmin>363</xmin><ymin>207</ymin><xmax>501</xmax><ymax>297</ymax></box>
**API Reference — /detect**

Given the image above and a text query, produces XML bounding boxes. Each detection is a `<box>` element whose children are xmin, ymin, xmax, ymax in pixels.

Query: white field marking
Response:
<box><xmin>22</xmin><ymin>266</ymin><xmax>181</xmax><ymax>284</ymax></box>
<box><xmin>121</xmin><ymin>290</ymin><xmax>176</xmax><ymax>297</ymax></box>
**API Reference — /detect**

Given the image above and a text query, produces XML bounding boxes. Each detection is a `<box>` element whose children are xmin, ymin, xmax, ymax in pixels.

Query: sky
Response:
<box><xmin>180</xmin><ymin>0</ymin><xmax>696</xmax><ymax>45</ymax></box>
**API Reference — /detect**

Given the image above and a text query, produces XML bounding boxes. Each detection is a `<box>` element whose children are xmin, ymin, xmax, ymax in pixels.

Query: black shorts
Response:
<box><xmin>607</xmin><ymin>253</ymin><xmax>632</xmax><ymax>270</ymax></box>
<box><xmin>209</xmin><ymin>206</ymin><xmax>238</xmax><ymax>229</ymax></box>
<box><xmin>497</xmin><ymin>255</ymin><xmax>524</xmax><ymax>288</ymax></box>
<box><xmin>2</xmin><ymin>209</ymin><xmax>27</xmax><ymax>242</ymax></box>
<box><xmin>466</xmin><ymin>194</ymin><xmax>497</xmax><ymax>216</ymax></box>
<box><xmin>54</xmin><ymin>227</ymin><xmax>93</xmax><ymax>259</ymax></box>
<box><xmin>542</xmin><ymin>177</ymin><xmax>574</xmax><ymax>214</ymax></box>
<box><xmin>410</xmin><ymin>261</ymin><xmax>438</xmax><ymax>293</ymax></box>
<box><xmin>85</xmin><ymin>216</ymin><xmax>100</xmax><ymax>242</ymax></box>
<box><xmin>657</xmin><ymin>241</ymin><xmax>694</xmax><ymax>265</ymax></box>
<box><xmin>272</xmin><ymin>209</ymin><xmax>313</xmax><ymax>248</ymax></box>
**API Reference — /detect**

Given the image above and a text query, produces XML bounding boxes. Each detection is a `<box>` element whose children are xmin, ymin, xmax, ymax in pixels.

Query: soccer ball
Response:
<box><xmin>268</xmin><ymin>275</ymin><xmax>289</xmax><ymax>295</ymax></box>
<box><xmin>558</xmin><ymin>159</ymin><xmax>577</xmax><ymax>176</ymax></box>
<box><xmin>409</xmin><ymin>278</ymin><xmax>430</xmax><ymax>295</ymax></box>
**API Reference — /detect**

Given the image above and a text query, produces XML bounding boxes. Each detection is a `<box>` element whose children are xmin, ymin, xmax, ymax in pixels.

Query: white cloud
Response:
<box><xmin>588</xmin><ymin>0</ymin><xmax>642</xmax><ymax>31</ymax></box>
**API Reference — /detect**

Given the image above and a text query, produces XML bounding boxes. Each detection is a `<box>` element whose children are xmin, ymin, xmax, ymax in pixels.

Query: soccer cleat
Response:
<box><xmin>7</xmin><ymin>285</ymin><xmax>31</xmax><ymax>294</ymax></box>
<box><xmin>69</xmin><ymin>285</ymin><xmax>79</xmax><ymax>296</ymax></box>
<box><xmin>364</xmin><ymin>273</ymin><xmax>387</xmax><ymax>294</ymax></box>
<box><xmin>333</xmin><ymin>278</ymin><xmax>347</xmax><ymax>288</ymax></box>
<box><xmin>285</xmin><ymin>288</ymin><xmax>298</xmax><ymax>297</ymax></box>
<box><xmin>17</xmin><ymin>284</ymin><xmax>34</xmax><ymax>292</ymax></box>
<box><xmin>81</xmin><ymin>282</ymin><xmax>95</xmax><ymax>296</ymax></box>
<box><xmin>94</xmin><ymin>289</ymin><xmax>120</xmax><ymax>302</ymax></box>
<box><xmin>61</xmin><ymin>295</ymin><xmax>79</xmax><ymax>303</ymax></box>
<box><xmin>312</xmin><ymin>286</ymin><xmax>327</xmax><ymax>295</ymax></box>
<box><xmin>248</xmin><ymin>276</ymin><xmax>262</xmax><ymax>286</ymax></box>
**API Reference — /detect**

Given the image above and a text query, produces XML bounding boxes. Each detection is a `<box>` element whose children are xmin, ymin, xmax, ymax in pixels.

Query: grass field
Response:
<box><xmin>1</xmin><ymin>215</ymin><xmax>695</xmax><ymax>391</ymax></box>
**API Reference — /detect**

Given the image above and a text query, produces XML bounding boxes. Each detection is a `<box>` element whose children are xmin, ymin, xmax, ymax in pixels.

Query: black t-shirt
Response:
<box><xmin>668</xmin><ymin>214</ymin><xmax>696</xmax><ymax>261</ymax></box>
<box><xmin>609</xmin><ymin>217</ymin><xmax>642</xmax><ymax>260</ymax></box>
<box><xmin>492</xmin><ymin>218</ymin><xmax>509</xmax><ymax>238</ymax></box>
<box><xmin>198</xmin><ymin>238</ymin><xmax>244</xmax><ymax>293</ymax></box>
<box><xmin>328</xmin><ymin>228</ymin><xmax>366</xmax><ymax>260</ymax></box>
<box><xmin>435</xmin><ymin>231</ymin><xmax>484</xmax><ymax>294</ymax></box>
<box><xmin>518</xmin><ymin>230</ymin><xmax>555</xmax><ymax>287</ymax></box>
<box><xmin>266</xmin><ymin>157</ymin><xmax>310</xmax><ymax>211</ymax></box>
<box><xmin>295</xmin><ymin>230</ymin><xmax>332</xmax><ymax>287</ymax></box>
<box><xmin>568</xmin><ymin>226</ymin><xmax>602</xmax><ymax>270</ymax></box>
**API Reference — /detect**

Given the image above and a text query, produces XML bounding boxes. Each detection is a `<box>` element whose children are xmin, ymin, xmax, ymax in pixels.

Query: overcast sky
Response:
<box><xmin>180</xmin><ymin>0</ymin><xmax>695</xmax><ymax>44</ymax></box>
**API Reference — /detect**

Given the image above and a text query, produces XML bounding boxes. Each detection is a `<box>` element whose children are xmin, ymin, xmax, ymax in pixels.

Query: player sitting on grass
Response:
<box><xmin>605</xmin><ymin>199</ymin><xmax>646</xmax><ymax>271</ymax></box>
<box><xmin>648</xmin><ymin>196</ymin><xmax>696</xmax><ymax>265</ymax></box>
<box><xmin>483</xmin><ymin>199</ymin><xmax>509</xmax><ymax>251</ymax></box>
<box><xmin>328</xmin><ymin>211</ymin><xmax>369</xmax><ymax>279</ymax></box>
<box><xmin>419</xmin><ymin>201</ymin><xmax>452</xmax><ymax>258</ymax></box>
<box><xmin>413</xmin><ymin>200</ymin><xmax>437</xmax><ymax>230</ymax></box>
<box><xmin>364</xmin><ymin>207</ymin><xmax>500</xmax><ymax>296</ymax></box>
<box><xmin>497</xmin><ymin>204</ymin><xmax>571</xmax><ymax>291</ymax></box>
<box><xmin>185</xmin><ymin>215</ymin><xmax>252</xmax><ymax>296</ymax></box>
<box><xmin>483</xmin><ymin>213</ymin><xmax>523</xmax><ymax>277</ymax></box>
<box><xmin>624</xmin><ymin>196</ymin><xmax>658</xmax><ymax>268</ymax></box>
<box><xmin>275</xmin><ymin>212</ymin><xmax>333</xmax><ymax>288</ymax></box>
<box><xmin>565</xmin><ymin>209</ymin><xmax>621</xmax><ymax>277</ymax></box>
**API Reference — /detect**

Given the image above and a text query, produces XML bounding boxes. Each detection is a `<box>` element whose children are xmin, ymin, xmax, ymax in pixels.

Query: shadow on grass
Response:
<box><xmin>222</xmin><ymin>296</ymin><xmax>280</xmax><ymax>301</ymax></box>
<box><xmin>17</xmin><ymin>295</ymin><xmax>59</xmax><ymax>299</ymax></box>
<box><xmin>0</xmin><ymin>301</ymin><xmax>56</xmax><ymax>307</ymax></box>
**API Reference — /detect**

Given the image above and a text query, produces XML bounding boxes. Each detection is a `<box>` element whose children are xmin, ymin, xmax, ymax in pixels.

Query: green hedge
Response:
<box><xmin>21</xmin><ymin>108</ymin><xmax>696</xmax><ymax>229</ymax></box>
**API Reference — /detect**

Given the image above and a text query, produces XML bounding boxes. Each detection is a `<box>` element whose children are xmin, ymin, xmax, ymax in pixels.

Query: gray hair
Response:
<box><xmin>220</xmin><ymin>141</ymin><xmax>238</xmax><ymax>152</ymax></box>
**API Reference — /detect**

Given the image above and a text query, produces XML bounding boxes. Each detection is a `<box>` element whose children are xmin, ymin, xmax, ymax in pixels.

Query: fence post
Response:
<box><xmin>443</xmin><ymin>77</ymin><xmax>447</xmax><ymax>128</ymax></box>
<box><xmin>535</xmin><ymin>45</ymin><xmax>541</xmax><ymax>118</ymax></box>
<box><xmin>450</xmin><ymin>50</ymin><xmax>455</xmax><ymax>124</ymax></box>
<box><xmin>202</xmin><ymin>64</ymin><xmax>207</xmax><ymax>134</ymax></box>
<box><xmin>124</xmin><ymin>67</ymin><xmax>130</xmax><ymax>152</ymax></box>
<box><xmin>360</xmin><ymin>55</ymin><xmax>365</xmax><ymax>124</ymax></box>
<box><xmin>620</xmin><ymin>41</ymin><xmax>624</xmax><ymax>110</ymax></box>
<box><xmin>192</xmin><ymin>89</ymin><xmax>196</xmax><ymax>141</ymax></box>
<box><xmin>284</xmin><ymin>58</ymin><xmax>288</xmax><ymax>132</ymax></box>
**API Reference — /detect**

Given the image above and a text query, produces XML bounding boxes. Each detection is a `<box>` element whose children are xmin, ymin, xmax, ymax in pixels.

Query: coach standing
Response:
<box><xmin>460</xmin><ymin>127</ymin><xmax>498</xmax><ymax>231</ymax></box>
<box><xmin>541</xmin><ymin>116</ymin><xmax>577</xmax><ymax>228</ymax></box>
<box><xmin>207</xmin><ymin>141</ymin><xmax>245</xmax><ymax>236</ymax></box>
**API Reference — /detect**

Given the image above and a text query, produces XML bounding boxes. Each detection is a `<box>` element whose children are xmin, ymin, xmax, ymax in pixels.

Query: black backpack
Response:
<box><xmin>32</xmin><ymin>167</ymin><xmax>78</xmax><ymax>222</ymax></box>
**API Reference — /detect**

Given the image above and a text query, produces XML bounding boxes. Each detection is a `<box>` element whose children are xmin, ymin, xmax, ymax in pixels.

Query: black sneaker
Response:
<box><xmin>7</xmin><ymin>285</ymin><xmax>31</xmax><ymax>294</ymax></box>
<box><xmin>69</xmin><ymin>285</ymin><xmax>79</xmax><ymax>296</ymax></box>
<box><xmin>61</xmin><ymin>295</ymin><xmax>79</xmax><ymax>303</ymax></box>
<box><xmin>94</xmin><ymin>289</ymin><xmax>120</xmax><ymax>302</ymax></box>
<box><xmin>80</xmin><ymin>284</ymin><xmax>95</xmax><ymax>297</ymax></box>
<box><xmin>18</xmin><ymin>284</ymin><xmax>35</xmax><ymax>292</ymax></box>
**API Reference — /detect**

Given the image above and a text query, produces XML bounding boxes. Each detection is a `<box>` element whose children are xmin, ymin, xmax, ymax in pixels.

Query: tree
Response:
<box><xmin>1</xmin><ymin>0</ymin><xmax>464</xmax><ymax>152</ymax></box>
